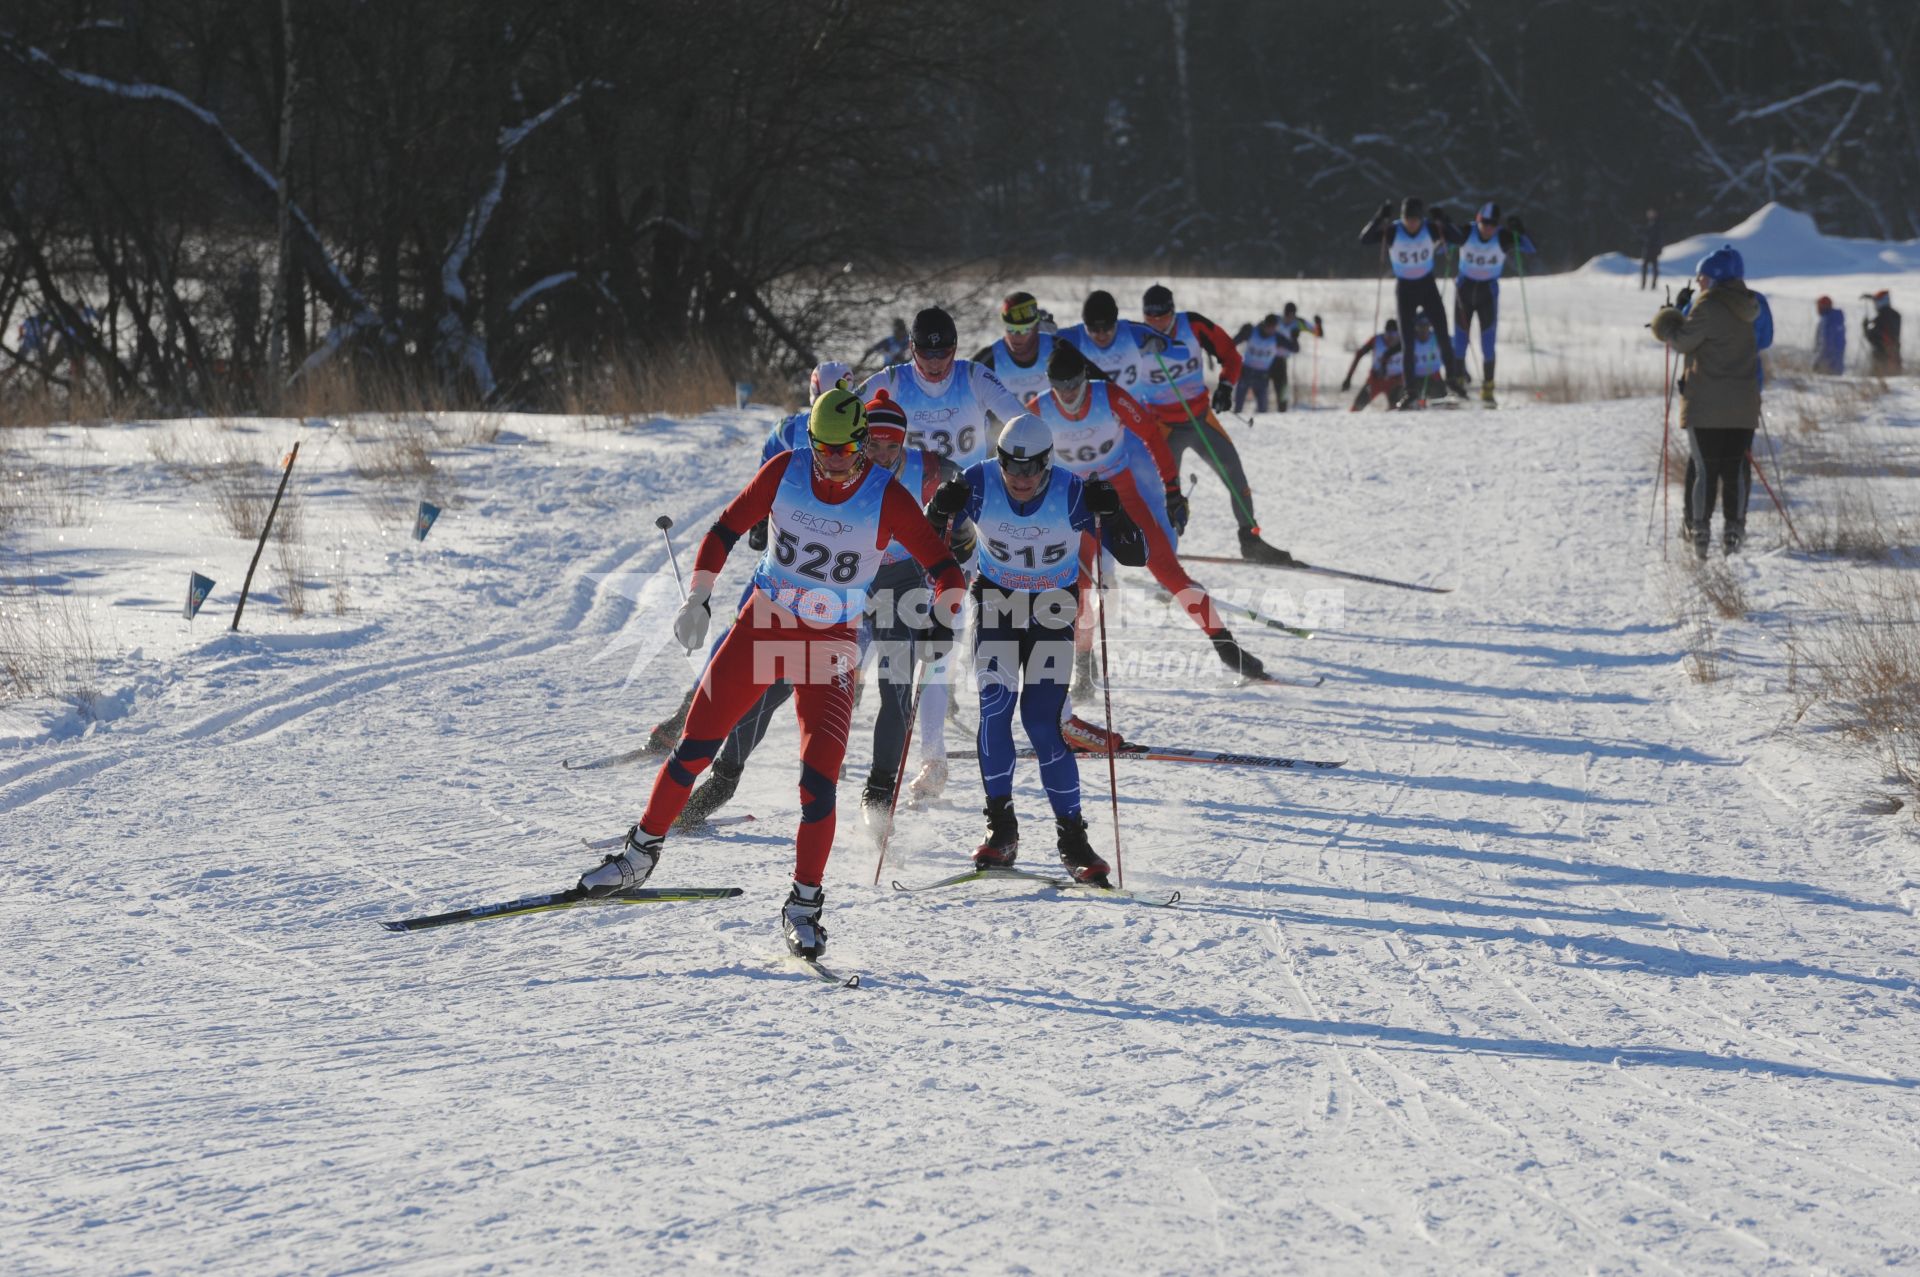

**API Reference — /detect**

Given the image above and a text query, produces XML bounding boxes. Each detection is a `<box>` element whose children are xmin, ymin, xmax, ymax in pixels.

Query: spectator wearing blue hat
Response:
<box><xmin>1653</xmin><ymin>246</ymin><xmax>1762</xmax><ymax>557</ymax></box>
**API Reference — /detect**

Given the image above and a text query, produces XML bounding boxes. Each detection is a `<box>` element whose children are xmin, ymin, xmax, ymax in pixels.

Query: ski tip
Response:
<box><xmin>379</xmin><ymin>920</ymin><xmax>410</xmax><ymax>933</ymax></box>
<box><xmin>843</xmin><ymin>974</ymin><xmax>862</xmax><ymax>988</ymax></box>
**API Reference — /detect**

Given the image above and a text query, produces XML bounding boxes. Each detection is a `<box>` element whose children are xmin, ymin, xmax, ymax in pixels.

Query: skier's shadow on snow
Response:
<box><xmin>1188</xmin><ymin>877</ymin><xmax>1687</xmax><ymax>933</ymax></box>
<box><xmin>896</xmin><ymin>978</ymin><xmax>1918</xmax><ymax>1089</ymax></box>
<box><xmin>1314</xmin><ymin>715</ymin><xmax>1726</xmax><ymax>766</ymax></box>
<box><xmin>1228</xmin><ymin>820</ymin><xmax>1903</xmax><ymax>916</ymax></box>
<box><xmin>1194</xmin><ymin>797</ymin><xmax>1583</xmax><ymax>844</ymax></box>
<box><xmin>1341</xmin><ymin>631</ymin><xmax>1679</xmax><ymax>671</ymax></box>
<box><xmin>1311</xmin><ymin>659</ymin><xmax>1654</xmax><ymax>707</ymax></box>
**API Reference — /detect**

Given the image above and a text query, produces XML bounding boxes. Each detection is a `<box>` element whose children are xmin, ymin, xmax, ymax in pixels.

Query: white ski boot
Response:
<box><xmin>578</xmin><ymin>826</ymin><xmax>661</xmax><ymax>897</ymax></box>
<box><xmin>781</xmin><ymin>881</ymin><xmax>828</xmax><ymax>958</ymax></box>
<box><xmin>907</xmin><ymin>757</ymin><xmax>948</xmax><ymax>805</ymax></box>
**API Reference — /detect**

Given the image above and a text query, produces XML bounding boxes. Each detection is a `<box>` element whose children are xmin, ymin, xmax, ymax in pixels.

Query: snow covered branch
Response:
<box><xmin>1730</xmin><ymin>79</ymin><xmax>1880</xmax><ymax>124</ymax></box>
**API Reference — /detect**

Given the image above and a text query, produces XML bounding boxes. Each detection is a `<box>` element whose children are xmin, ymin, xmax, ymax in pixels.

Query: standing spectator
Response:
<box><xmin>1652</xmin><ymin>247</ymin><xmax>1760</xmax><ymax>557</ymax></box>
<box><xmin>1640</xmin><ymin>208</ymin><xmax>1662</xmax><ymax>290</ymax></box>
<box><xmin>1862</xmin><ymin>290</ymin><xmax>1902</xmax><ymax>375</ymax></box>
<box><xmin>1812</xmin><ymin>296</ymin><xmax>1846</xmax><ymax>375</ymax></box>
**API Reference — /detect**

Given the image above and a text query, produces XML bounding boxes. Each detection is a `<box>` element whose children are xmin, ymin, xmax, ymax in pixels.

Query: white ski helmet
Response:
<box><xmin>995</xmin><ymin>413</ymin><xmax>1053</xmax><ymax>473</ymax></box>
<box><xmin>809</xmin><ymin>360</ymin><xmax>852</xmax><ymax>401</ymax></box>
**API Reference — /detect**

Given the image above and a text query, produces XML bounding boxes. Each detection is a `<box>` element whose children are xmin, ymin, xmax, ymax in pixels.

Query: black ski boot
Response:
<box><xmin>859</xmin><ymin>780</ymin><xmax>895</xmax><ymax>841</ymax></box>
<box><xmin>1446</xmin><ymin>372</ymin><xmax>1471</xmax><ymax>400</ymax></box>
<box><xmin>646</xmin><ymin>686</ymin><xmax>697</xmax><ymax>751</ymax></box>
<box><xmin>1237</xmin><ymin>528</ymin><xmax>1295</xmax><ymax>566</ymax></box>
<box><xmin>674</xmin><ymin>759</ymin><xmax>742</xmax><ymax>829</ymax></box>
<box><xmin>781</xmin><ymin>881</ymin><xmax>828</xmax><ymax>959</ymax></box>
<box><xmin>1210</xmin><ymin>629</ymin><xmax>1268</xmax><ymax>681</ymax></box>
<box><xmin>1723</xmin><ymin>521</ymin><xmax>1746</xmax><ymax>556</ymax></box>
<box><xmin>973</xmin><ymin>796</ymin><xmax>1019</xmax><ymax>869</ymax></box>
<box><xmin>1056</xmin><ymin>813</ymin><xmax>1112</xmax><ymax>887</ymax></box>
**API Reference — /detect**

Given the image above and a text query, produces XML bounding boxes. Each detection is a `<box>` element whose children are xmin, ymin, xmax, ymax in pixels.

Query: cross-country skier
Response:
<box><xmin>674</xmin><ymin>388</ymin><xmax>971</xmax><ymax>832</ymax></box>
<box><xmin>1813</xmin><ymin>297</ymin><xmax>1846</xmax><ymax>375</ymax></box>
<box><xmin>1056</xmin><ymin>289</ymin><xmax>1158</xmax><ymax>397</ymax></box>
<box><xmin>1396</xmin><ymin>316</ymin><xmax>1448</xmax><ymax>408</ymax></box>
<box><xmin>1231</xmin><ymin>314</ymin><xmax>1283</xmax><ymax>413</ymax></box>
<box><xmin>1450</xmin><ymin>203</ymin><xmax>1537</xmax><ymax>406</ymax></box>
<box><xmin>924</xmin><ymin>414</ymin><xmax>1148</xmax><ymax>885</ymax></box>
<box><xmin>643</xmin><ymin>360</ymin><xmax>856</xmax><ymax>756</ymax></box>
<box><xmin>1341</xmin><ymin>319</ymin><xmax>1403</xmax><ymax>412</ymax></box>
<box><xmin>859</xmin><ymin>306</ymin><xmax>1029</xmax><ymax>803</ymax></box>
<box><xmin>1360</xmin><ymin>197</ymin><xmax>1469</xmax><ymax>399</ymax></box>
<box><xmin>972</xmin><ymin>292</ymin><xmax>1058</xmax><ymax>403</ymax></box>
<box><xmin>1653</xmin><ymin>246</ymin><xmax>1761</xmax><ymax>558</ymax></box>
<box><xmin>862</xmin><ymin>317</ymin><xmax>910</xmax><ymax>371</ymax></box>
<box><xmin>1270</xmin><ymin>303</ymin><xmax>1323</xmax><ymax>411</ymax></box>
<box><xmin>574</xmin><ymin>387</ymin><xmax>967</xmax><ymax>959</ymax></box>
<box><xmin>1033</xmin><ymin>342</ymin><xmax>1268</xmax><ymax>680</ymax></box>
<box><xmin>1862</xmin><ymin>290</ymin><xmax>1902</xmax><ymax>375</ymax></box>
<box><xmin>1135</xmin><ymin>283</ymin><xmax>1294</xmax><ymax>563</ymax></box>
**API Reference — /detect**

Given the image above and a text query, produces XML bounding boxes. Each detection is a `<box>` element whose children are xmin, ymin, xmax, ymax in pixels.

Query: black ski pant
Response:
<box><xmin>861</xmin><ymin>561</ymin><xmax>931</xmax><ymax>797</ymax></box>
<box><xmin>1684</xmin><ymin>427</ymin><xmax>1755</xmax><ymax>539</ymax></box>
<box><xmin>1452</xmin><ymin>277</ymin><xmax>1498</xmax><ymax>381</ymax></box>
<box><xmin>1396</xmin><ymin>276</ymin><xmax>1462</xmax><ymax>383</ymax></box>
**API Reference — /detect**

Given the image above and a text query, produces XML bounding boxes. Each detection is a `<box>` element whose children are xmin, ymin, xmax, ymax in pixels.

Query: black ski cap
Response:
<box><xmin>1282</xmin><ymin>301</ymin><xmax>1297</xmax><ymax>316</ymax></box>
<box><xmin>1401</xmin><ymin>196</ymin><xmax>1424</xmax><ymax>219</ymax></box>
<box><xmin>1142</xmin><ymin>283</ymin><xmax>1175</xmax><ymax>316</ymax></box>
<box><xmin>1047</xmin><ymin>341</ymin><xmax>1089</xmax><ymax>381</ymax></box>
<box><xmin>1082</xmin><ymin>289</ymin><xmax>1119</xmax><ymax>325</ymax></box>
<box><xmin>911</xmin><ymin>307</ymin><xmax>957</xmax><ymax>353</ymax></box>
<box><xmin>1259</xmin><ymin>313</ymin><xmax>1280</xmax><ymax>328</ymax></box>
<box><xmin>1384</xmin><ymin>318</ymin><xmax>1399</xmax><ymax>331</ymax></box>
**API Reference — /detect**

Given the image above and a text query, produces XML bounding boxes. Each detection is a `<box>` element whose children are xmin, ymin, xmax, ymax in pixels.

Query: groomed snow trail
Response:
<box><xmin>4</xmin><ymin>397</ymin><xmax>1918</xmax><ymax>1275</ymax></box>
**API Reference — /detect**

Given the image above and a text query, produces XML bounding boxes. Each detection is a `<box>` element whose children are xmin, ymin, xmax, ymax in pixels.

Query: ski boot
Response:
<box><xmin>674</xmin><ymin>759</ymin><xmax>742</xmax><ymax>830</ymax></box>
<box><xmin>859</xmin><ymin>781</ymin><xmax>895</xmax><ymax>841</ymax></box>
<box><xmin>1480</xmin><ymin>377</ymin><xmax>1497</xmax><ymax>408</ymax></box>
<box><xmin>1210</xmin><ymin>629</ymin><xmax>1268</xmax><ymax>681</ymax></box>
<box><xmin>1062</xmin><ymin>714</ymin><xmax>1126</xmax><ymax>753</ymax></box>
<box><xmin>1056</xmin><ymin>813</ymin><xmax>1111</xmax><ymax>887</ymax></box>
<box><xmin>578</xmin><ymin>825</ymin><xmax>662</xmax><ymax>897</ymax></box>
<box><xmin>973</xmin><ymin>796</ymin><xmax>1019</xmax><ymax>869</ymax></box>
<box><xmin>907</xmin><ymin>756</ymin><xmax>948</xmax><ymax>805</ymax></box>
<box><xmin>1446</xmin><ymin>372</ymin><xmax>1471</xmax><ymax>400</ymax></box>
<box><xmin>1724</xmin><ymin>521</ymin><xmax>1746</xmax><ymax>556</ymax></box>
<box><xmin>781</xmin><ymin>881</ymin><xmax>828</xmax><ymax>959</ymax></box>
<box><xmin>1237</xmin><ymin>528</ymin><xmax>1295</xmax><ymax>566</ymax></box>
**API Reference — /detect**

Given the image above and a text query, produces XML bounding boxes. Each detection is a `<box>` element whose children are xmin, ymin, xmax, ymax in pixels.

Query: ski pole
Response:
<box><xmin>1745</xmin><ymin>448</ymin><xmax>1802</xmax><ymax>548</ymax></box>
<box><xmin>656</xmin><ymin>514</ymin><xmax>686</xmax><ymax>602</ymax></box>
<box><xmin>1512</xmin><ymin>233</ymin><xmax>1540</xmax><ymax>394</ymax></box>
<box><xmin>1092</xmin><ymin>516</ymin><xmax>1124</xmax><ymax>889</ymax></box>
<box><xmin>871</xmin><ymin>651</ymin><xmax>931</xmax><ymax>885</ymax></box>
<box><xmin>1150</xmin><ymin>348</ymin><xmax>1259</xmax><ymax>530</ymax></box>
<box><xmin>1647</xmin><ymin>345</ymin><xmax>1672</xmax><ymax>555</ymax></box>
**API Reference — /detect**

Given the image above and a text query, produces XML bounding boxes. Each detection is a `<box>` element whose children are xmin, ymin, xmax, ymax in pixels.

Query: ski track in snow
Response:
<box><xmin>5</xmin><ymin>380</ymin><xmax>1920</xmax><ymax>1275</ymax></box>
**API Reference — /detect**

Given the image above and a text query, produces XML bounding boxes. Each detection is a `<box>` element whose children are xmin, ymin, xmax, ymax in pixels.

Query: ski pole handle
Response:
<box><xmin>656</xmin><ymin>515</ymin><xmax>687</xmax><ymax>602</ymax></box>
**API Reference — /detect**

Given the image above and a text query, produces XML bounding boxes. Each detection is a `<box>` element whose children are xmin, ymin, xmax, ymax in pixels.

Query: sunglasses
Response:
<box><xmin>1143</xmin><ymin>306</ymin><xmax>1173</xmax><ymax>318</ymax></box>
<box><xmin>1085</xmin><ymin>321</ymin><xmax>1116</xmax><ymax>334</ymax></box>
<box><xmin>914</xmin><ymin>346</ymin><xmax>954</xmax><ymax>361</ymax></box>
<box><xmin>998</xmin><ymin>454</ymin><xmax>1048</xmax><ymax>478</ymax></box>
<box><xmin>812</xmin><ymin>436</ymin><xmax>865</xmax><ymax>457</ymax></box>
<box><xmin>1004</xmin><ymin>321</ymin><xmax>1038</xmax><ymax>335</ymax></box>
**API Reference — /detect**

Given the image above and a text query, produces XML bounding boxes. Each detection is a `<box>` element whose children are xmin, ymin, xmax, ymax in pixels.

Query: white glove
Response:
<box><xmin>672</xmin><ymin>588</ymin><xmax>712</xmax><ymax>652</ymax></box>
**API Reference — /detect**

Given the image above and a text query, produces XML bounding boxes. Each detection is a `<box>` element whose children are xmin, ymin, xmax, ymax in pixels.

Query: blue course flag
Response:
<box><xmin>414</xmin><ymin>501</ymin><xmax>441</xmax><ymax>542</ymax></box>
<box><xmin>185</xmin><ymin>572</ymin><xmax>215</xmax><ymax>620</ymax></box>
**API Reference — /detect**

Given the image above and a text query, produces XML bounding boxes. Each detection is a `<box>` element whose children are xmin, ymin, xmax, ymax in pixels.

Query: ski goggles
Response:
<box><xmin>1048</xmin><ymin>370</ymin><xmax>1089</xmax><ymax>398</ymax></box>
<box><xmin>811</xmin><ymin>434</ymin><xmax>866</xmax><ymax>457</ymax></box>
<box><xmin>913</xmin><ymin>345</ymin><xmax>954</xmax><ymax>363</ymax></box>
<box><xmin>1003</xmin><ymin>319</ymin><xmax>1038</xmax><ymax>336</ymax></box>
<box><xmin>1084</xmin><ymin>320</ymin><xmax>1117</xmax><ymax>335</ymax></box>
<box><xmin>997</xmin><ymin>452</ymin><xmax>1049</xmax><ymax>478</ymax></box>
<box><xmin>1142</xmin><ymin>302</ymin><xmax>1174</xmax><ymax>317</ymax></box>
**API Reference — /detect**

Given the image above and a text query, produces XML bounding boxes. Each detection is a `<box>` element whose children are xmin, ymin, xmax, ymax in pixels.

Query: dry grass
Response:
<box><xmin>1533</xmin><ymin>358</ymin><xmax>1661</xmax><ymax>404</ymax></box>
<box><xmin>0</xmin><ymin>374</ymin><xmax>136</xmax><ymax>428</ymax></box>
<box><xmin>348</xmin><ymin>421</ymin><xmax>438</xmax><ymax>482</ymax></box>
<box><xmin>556</xmin><ymin>342</ymin><xmax>743</xmax><ymax>419</ymax></box>
<box><xmin>1693</xmin><ymin>558</ymin><xmax>1749</xmax><ymax>620</ymax></box>
<box><xmin>1791</xmin><ymin>573</ymin><xmax>1920</xmax><ymax>806</ymax></box>
<box><xmin>272</xmin><ymin>359</ymin><xmax>457</xmax><ymax>420</ymax></box>
<box><xmin>1800</xmin><ymin>485</ymin><xmax>1905</xmax><ymax>560</ymax></box>
<box><xmin>0</xmin><ymin>585</ymin><xmax>101</xmax><ymax>707</ymax></box>
<box><xmin>1685</xmin><ymin>617</ymin><xmax>1721</xmax><ymax>683</ymax></box>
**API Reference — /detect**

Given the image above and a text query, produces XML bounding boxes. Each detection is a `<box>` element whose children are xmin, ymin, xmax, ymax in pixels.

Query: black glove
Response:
<box><xmin>1429</xmin><ymin>205</ymin><xmax>1451</xmax><ymax>227</ymax></box>
<box><xmin>1507</xmin><ymin>214</ymin><xmax>1525</xmax><ymax>234</ymax></box>
<box><xmin>1211</xmin><ymin>381</ymin><xmax>1233</xmax><ymax>412</ymax></box>
<box><xmin>1164</xmin><ymin>485</ymin><xmax>1190</xmax><ymax>536</ymax></box>
<box><xmin>947</xmin><ymin>520</ymin><xmax>977</xmax><ymax>561</ymax></box>
<box><xmin>1674</xmin><ymin>285</ymin><xmax>1694</xmax><ymax>311</ymax></box>
<box><xmin>1083</xmin><ymin>478</ymin><xmax>1122</xmax><ymax>519</ymax></box>
<box><xmin>930</xmin><ymin>477</ymin><xmax>970</xmax><ymax>518</ymax></box>
<box><xmin>747</xmin><ymin>518</ymin><xmax>768</xmax><ymax>552</ymax></box>
<box><xmin>1377</xmin><ymin>199</ymin><xmax>1394</xmax><ymax>221</ymax></box>
<box><xmin>1312</xmin><ymin>314</ymin><xmax>1323</xmax><ymax>334</ymax></box>
<box><xmin>1341</xmin><ymin>375</ymin><xmax>1353</xmax><ymax>392</ymax></box>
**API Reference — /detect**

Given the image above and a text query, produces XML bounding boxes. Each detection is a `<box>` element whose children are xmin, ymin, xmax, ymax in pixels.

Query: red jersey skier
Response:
<box><xmin>575</xmin><ymin>387</ymin><xmax>967</xmax><ymax>959</ymax></box>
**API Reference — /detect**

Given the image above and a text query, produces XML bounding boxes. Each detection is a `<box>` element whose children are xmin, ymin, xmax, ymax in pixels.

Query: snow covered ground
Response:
<box><xmin>5</xmin><ymin>242</ymin><xmax>1920</xmax><ymax>1273</ymax></box>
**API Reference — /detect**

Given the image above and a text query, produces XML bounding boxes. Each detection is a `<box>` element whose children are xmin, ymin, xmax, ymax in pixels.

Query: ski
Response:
<box><xmin>891</xmin><ymin>867</ymin><xmax>1180</xmax><ymax>907</ymax></box>
<box><xmin>579</xmin><ymin>814</ymin><xmax>756</xmax><ymax>850</ymax></box>
<box><xmin>381</xmin><ymin>885</ymin><xmax>744</xmax><ymax>932</ymax></box>
<box><xmin>562</xmin><ymin>744</ymin><xmax>663</xmax><ymax>772</ymax></box>
<box><xmin>1152</xmin><ymin>587</ymin><xmax>1312</xmax><ymax>638</ymax></box>
<box><xmin>1243</xmin><ymin>671</ymin><xmax>1326</xmax><ymax>689</ymax></box>
<box><xmin>785</xmin><ymin>956</ymin><xmax>860</xmax><ymax>988</ymax></box>
<box><xmin>1174</xmin><ymin>555</ymin><xmax>1454</xmax><ymax>594</ymax></box>
<box><xmin>949</xmin><ymin>744</ymin><xmax>1343</xmax><ymax>771</ymax></box>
